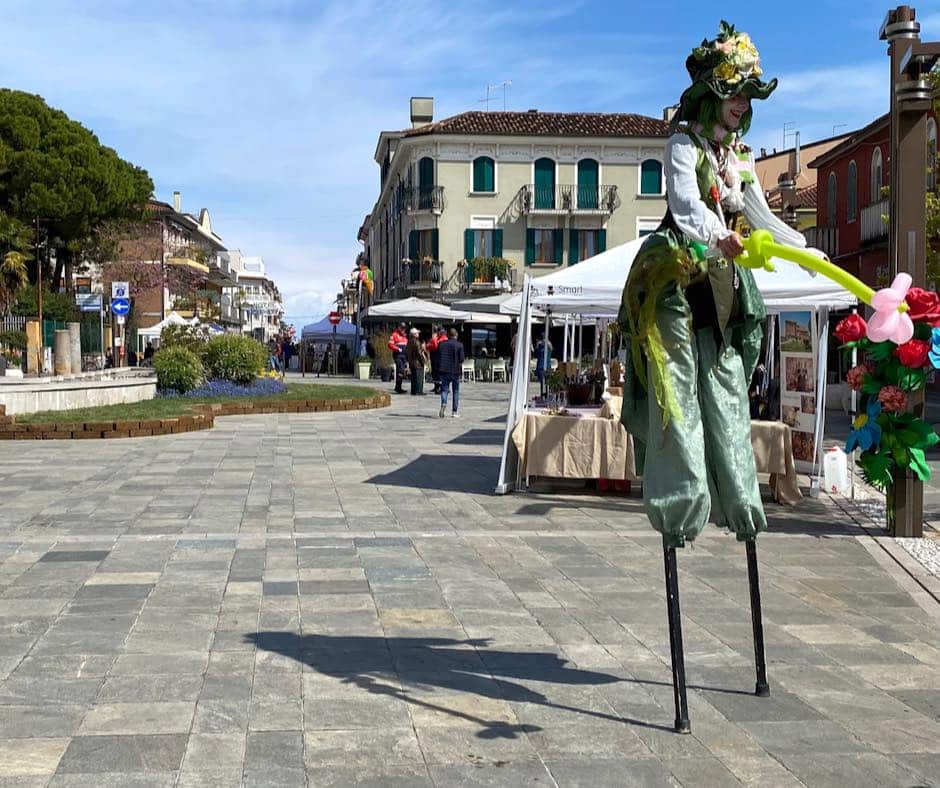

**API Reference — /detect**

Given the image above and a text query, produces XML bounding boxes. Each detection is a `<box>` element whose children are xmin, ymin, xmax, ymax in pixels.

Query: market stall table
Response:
<box><xmin>512</xmin><ymin>398</ymin><xmax>802</xmax><ymax>505</ymax></box>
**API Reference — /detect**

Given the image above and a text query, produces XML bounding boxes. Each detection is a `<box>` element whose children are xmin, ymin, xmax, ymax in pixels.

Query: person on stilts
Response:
<box><xmin>618</xmin><ymin>20</ymin><xmax>827</xmax><ymax>733</ymax></box>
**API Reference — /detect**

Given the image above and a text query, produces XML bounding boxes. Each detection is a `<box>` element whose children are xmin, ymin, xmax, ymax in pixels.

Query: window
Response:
<box><xmin>577</xmin><ymin>159</ymin><xmax>599</xmax><ymax>209</ymax></box>
<box><xmin>472</xmin><ymin>156</ymin><xmax>495</xmax><ymax>192</ymax></box>
<box><xmin>525</xmin><ymin>228</ymin><xmax>563</xmax><ymax>265</ymax></box>
<box><xmin>568</xmin><ymin>228</ymin><xmax>607</xmax><ymax>264</ymax></box>
<box><xmin>826</xmin><ymin>172</ymin><xmax>837</xmax><ymax>227</ymax></box>
<box><xmin>847</xmin><ymin>161</ymin><xmax>858</xmax><ymax>223</ymax></box>
<box><xmin>417</xmin><ymin>157</ymin><xmax>435</xmax><ymax>209</ymax></box>
<box><xmin>928</xmin><ymin>119</ymin><xmax>937</xmax><ymax>192</ymax></box>
<box><xmin>640</xmin><ymin>159</ymin><xmax>663</xmax><ymax>195</ymax></box>
<box><xmin>870</xmin><ymin>148</ymin><xmax>883</xmax><ymax>203</ymax></box>
<box><xmin>408</xmin><ymin>229</ymin><xmax>438</xmax><ymax>260</ymax></box>
<box><xmin>534</xmin><ymin>158</ymin><xmax>555</xmax><ymax>209</ymax></box>
<box><xmin>637</xmin><ymin>218</ymin><xmax>660</xmax><ymax>237</ymax></box>
<box><xmin>464</xmin><ymin>228</ymin><xmax>503</xmax><ymax>259</ymax></box>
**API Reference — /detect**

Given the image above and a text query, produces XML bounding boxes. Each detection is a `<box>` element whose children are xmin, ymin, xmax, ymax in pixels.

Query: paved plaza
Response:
<box><xmin>0</xmin><ymin>379</ymin><xmax>939</xmax><ymax>786</ymax></box>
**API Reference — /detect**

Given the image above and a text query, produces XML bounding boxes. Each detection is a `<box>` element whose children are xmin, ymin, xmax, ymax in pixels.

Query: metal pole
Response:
<box><xmin>35</xmin><ymin>218</ymin><xmax>44</xmax><ymax>374</ymax></box>
<box><xmin>663</xmin><ymin>538</ymin><xmax>690</xmax><ymax>734</ymax></box>
<box><xmin>98</xmin><ymin>303</ymin><xmax>104</xmax><ymax>370</ymax></box>
<box><xmin>746</xmin><ymin>540</ymin><xmax>770</xmax><ymax>697</ymax></box>
<box><xmin>332</xmin><ymin>325</ymin><xmax>337</xmax><ymax>376</ymax></box>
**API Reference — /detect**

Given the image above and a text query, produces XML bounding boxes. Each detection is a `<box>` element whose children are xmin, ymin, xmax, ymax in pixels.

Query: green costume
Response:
<box><xmin>618</xmin><ymin>22</ymin><xmax>776</xmax><ymax>548</ymax></box>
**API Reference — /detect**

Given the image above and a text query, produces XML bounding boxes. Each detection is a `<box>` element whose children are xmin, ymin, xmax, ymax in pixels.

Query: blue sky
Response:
<box><xmin>5</xmin><ymin>0</ymin><xmax>939</xmax><ymax>326</ymax></box>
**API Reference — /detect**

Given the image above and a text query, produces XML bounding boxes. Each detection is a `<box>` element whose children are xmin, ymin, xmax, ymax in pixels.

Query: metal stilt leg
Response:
<box><xmin>746</xmin><ymin>539</ymin><xmax>770</xmax><ymax>697</ymax></box>
<box><xmin>663</xmin><ymin>538</ymin><xmax>690</xmax><ymax>733</ymax></box>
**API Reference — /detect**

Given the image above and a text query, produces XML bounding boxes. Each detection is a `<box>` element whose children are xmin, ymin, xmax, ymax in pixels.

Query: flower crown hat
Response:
<box><xmin>673</xmin><ymin>20</ymin><xmax>777</xmax><ymax>132</ymax></box>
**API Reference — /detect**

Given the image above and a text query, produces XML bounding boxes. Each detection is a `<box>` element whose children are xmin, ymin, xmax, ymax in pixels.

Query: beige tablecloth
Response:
<box><xmin>511</xmin><ymin>410</ymin><xmax>638</xmax><ymax>481</ymax></box>
<box><xmin>513</xmin><ymin>400</ymin><xmax>801</xmax><ymax>504</ymax></box>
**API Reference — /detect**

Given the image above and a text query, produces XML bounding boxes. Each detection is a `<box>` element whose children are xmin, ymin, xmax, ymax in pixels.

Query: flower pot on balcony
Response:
<box><xmin>356</xmin><ymin>361</ymin><xmax>371</xmax><ymax>381</ymax></box>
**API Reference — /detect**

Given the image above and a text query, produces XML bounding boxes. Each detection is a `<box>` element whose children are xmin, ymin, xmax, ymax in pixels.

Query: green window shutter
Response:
<box><xmin>569</xmin><ymin>229</ymin><xmax>580</xmax><ymax>265</ymax></box>
<box><xmin>431</xmin><ymin>228</ymin><xmax>439</xmax><ymax>260</ymax></box>
<box><xmin>408</xmin><ymin>230</ymin><xmax>418</xmax><ymax>259</ymax></box>
<box><xmin>598</xmin><ymin>229</ymin><xmax>607</xmax><ymax>253</ymax></box>
<box><xmin>577</xmin><ymin>160</ymin><xmax>598</xmax><ymax>209</ymax></box>
<box><xmin>553</xmin><ymin>228</ymin><xmax>564</xmax><ymax>265</ymax></box>
<box><xmin>493</xmin><ymin>228</ymin><xmax>503</xmax><ymax>257</ymax></box>
<box><xmin>419</xmin><ymin>157</ymin><xmax>434</xmax><ymax>189</ymax></box>
<box><xmin>640</xmin><ymin>160</ymin><xmax>662</xmax><ymax>194</ymax></box>
<box><xmin>464</xmin><ymin>228</ymin><xmax>475</xmax><ymax>261</ymax></box>
<box><xmin>534</xmin><ymin>158</ymin><xmax>555</xmax><ymax>209</ymax></box>
<box><xmin>473</xmin><ymin>157</ymin><xmax>495</xmax><ymax>192</ymax></box>
<box><xmin>525</xmin><ymin>229</ymin><xmax>535</xmax><ymax>265</ymax></box>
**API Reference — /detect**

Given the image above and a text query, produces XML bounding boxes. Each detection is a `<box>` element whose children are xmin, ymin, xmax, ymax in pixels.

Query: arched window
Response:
<box><xmin>927</xmin><ymin>118</ymin><xmax>937</xmax><ymax>192</ymax></box>
<box><xmin>577</xmin><ymin>159</ymin><xmax>599</xmax><ymax>209</ymax></box>
<box><xmin>534</xmin><ymin>158</ymin><xmax>556</xmax><ymax>209</ymax></box>
<box><xmin>640</xmin><ymin>159</ymin><xmax>663</xmax><ymax>195</ymax></box>
<box><xmin>847</xmin><ymin>160</ymin><xmax>858</xmax><ymax>222</ymax></box>
<box><xmin>472</xmin><ymin>156</ymin><xmax>495</xmax><ymax>193</ymax></box>
<box><xmin>870</xmin><ymin>148</ymin><xmax>883</xmax><ymax>203</ymax></box>
<box><xmin>826</xmin><ymin>172</ymin><xmax>837</xmax><ymax>227</ymax></box>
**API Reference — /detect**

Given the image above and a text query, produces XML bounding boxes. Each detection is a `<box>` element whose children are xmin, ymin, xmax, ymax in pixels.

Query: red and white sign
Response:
<box><xmin>328</xmin><ymin>311</ymin><xmax>342</xmax><ymax>325</ymax></box>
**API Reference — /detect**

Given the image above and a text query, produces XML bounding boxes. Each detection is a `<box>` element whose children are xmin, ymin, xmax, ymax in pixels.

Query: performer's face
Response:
<box><xmin>720</xmin><ymin>95</ymin><xmax>751</xmax><ymax>130</ymax></box>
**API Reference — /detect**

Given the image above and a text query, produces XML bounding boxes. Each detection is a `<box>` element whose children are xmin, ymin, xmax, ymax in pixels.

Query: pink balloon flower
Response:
<box><xmin>867</xmin><ymin>274</ymin><xmax>914</xmax><ymax>344</ymax></box>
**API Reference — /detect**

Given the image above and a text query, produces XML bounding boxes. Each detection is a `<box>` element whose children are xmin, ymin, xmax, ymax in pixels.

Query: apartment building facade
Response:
<box><xmin>223</xmin><ymin>253</ymin><xmax>284</xmax><ymax>343</ymax></box>
<box><xmin>360</xmin><ymin>98</ymin><xmax>670</xmax><ymax>303</ymax></box>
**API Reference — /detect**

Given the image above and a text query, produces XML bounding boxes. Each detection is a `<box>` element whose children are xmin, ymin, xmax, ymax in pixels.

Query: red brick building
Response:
<box><xmin>806</xmin><ymin>113</ymin><xmax>938</xmax><ymax>288</ymax></box>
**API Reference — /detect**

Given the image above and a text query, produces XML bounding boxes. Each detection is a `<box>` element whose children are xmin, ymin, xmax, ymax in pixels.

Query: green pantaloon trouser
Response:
<box><xmin>643</xmin><ymin>291</ymin><xmax>767</xmax><ymax>547</ymax></box>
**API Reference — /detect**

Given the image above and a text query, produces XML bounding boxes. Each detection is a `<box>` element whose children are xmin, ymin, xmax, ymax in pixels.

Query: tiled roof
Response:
<box><xmin>402</xmin><ymin>111</ymin><xmax>670</xmax><ymax>139</ymax></box>
<box><xmin>807</xmin><ymin>113</ymin><xmax>889</xmax><ymax>169</ymax></box>
<box><xmin>767</xmin><ymin>184</ymin><xmax>817</xmax><ymax>210</ymax></box>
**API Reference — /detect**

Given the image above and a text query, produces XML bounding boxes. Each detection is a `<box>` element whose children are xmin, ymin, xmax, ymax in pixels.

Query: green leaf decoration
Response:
<box><xmin>914</xmin><ymin>322</ymin><xmax>933</xmax><ymax>341</ymax></box>
<box><xmin>858</xmin><ymin>450</ymin><xmax>893</xmax><ymax>488</ymax></box>
<box><xmin>909</xmin><ymin>448</ymin><xmax>931</xmax><ymax>481</ymax></box>
<box><xmin>868</xmin><ymin>341</ymin><xmax>895</xmax><ymax>362</ymax></box>
<box><xmin>894</xmin><ymin>445</ymin><xmax>910</xmax><ymax>468</ymax></box>
<box><xmin>896</xmin><ymin>367</ymin><xmax>926</xmax><ymax>392</ymax></box>
<box><xmin>862</xmin><ymin>377</ymin><xmax>884</xmax><ymax>395</ymax></box>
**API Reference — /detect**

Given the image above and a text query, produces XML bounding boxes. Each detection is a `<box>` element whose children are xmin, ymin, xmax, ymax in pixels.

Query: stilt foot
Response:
<box><xmin>674</xmin><ymin>718</ymin><xmax>691</xmax><ymax>734</ymax></box>
<box><xmin>755</xmin><ymin>682</ymin><xmax>770</xmax><ymax>698</ymax></box>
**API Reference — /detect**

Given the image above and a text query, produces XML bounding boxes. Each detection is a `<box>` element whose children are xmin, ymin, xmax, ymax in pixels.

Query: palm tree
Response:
<box><xmin>0</xmin><ymin>214</ymin><xmax>31</xmax><ymax>313</ymax></box>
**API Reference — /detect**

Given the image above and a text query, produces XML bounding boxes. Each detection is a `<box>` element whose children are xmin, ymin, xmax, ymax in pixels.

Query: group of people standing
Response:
<box><xmin>267</xmin><ymin>336</ymin><xmax>295</xmax><ymax>374</ymax></box>
<box><xmin>387</xmin><ymin>323</ymin><xmax>465</xmax><ymax>418</ymax></box>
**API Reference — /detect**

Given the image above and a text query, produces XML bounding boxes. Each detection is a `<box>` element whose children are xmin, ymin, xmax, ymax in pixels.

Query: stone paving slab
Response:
<box><xmin>0</xmin><ymin>378</ymin><xmax>937</xmax><ymax>785</ymax></box>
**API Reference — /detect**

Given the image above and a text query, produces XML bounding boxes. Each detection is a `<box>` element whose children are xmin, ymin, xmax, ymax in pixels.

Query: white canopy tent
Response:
<box><xmin>363</xmin><ymin>297</ymin><xmax>471</xmax><ymax>322</ymax></box>
<box><xmin>451</xmin><ymin>293</ymin><xmax>526</xmax><ymax>316</ymax></box>
<box><xmin>496</xmin><ymin>242</ymin><xmax>857</xmax><ymax>494</ymax></box>
<box><xmin>136</xmin><ymin>312</ymin><xmax>200</xmax><ymax>353</ymax></box>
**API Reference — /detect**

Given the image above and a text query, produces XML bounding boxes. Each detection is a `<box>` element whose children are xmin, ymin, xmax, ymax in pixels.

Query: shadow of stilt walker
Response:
<box><xmin>663</xmin><ymin>537</ymin><xmax>769</xmax><ymax>734</ymax></box>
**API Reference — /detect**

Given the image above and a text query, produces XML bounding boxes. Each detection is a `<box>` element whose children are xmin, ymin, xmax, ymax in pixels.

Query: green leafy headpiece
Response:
<box><xmin>673</xmin><ymin>20</ymin><xmax>777</xmax><ymax>130</ymax></box>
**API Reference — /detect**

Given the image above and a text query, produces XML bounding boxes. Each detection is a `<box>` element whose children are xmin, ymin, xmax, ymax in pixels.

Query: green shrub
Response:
<box><xmin>11</xmin><ymin>284</ymin><xmax>79</xmax><ymax>322</ymax></box>
<box><xmin>160</xmin><ymin>323</ymin><xmax>210</xmax><ymax>356</ymax></box>
<box><xmin>154</xmin><ymin>346</ymin><xmax>204</xmax><ymax>393</ymax></box>
<box><xmin>203</xmin><ymin>333</ymin><xmax>267</xmax><ymax>385</ymax></box>
<box><xmin>0</xmin><ymin>330</ymin><xmax>27</xmax><ymax>350</ymax></box>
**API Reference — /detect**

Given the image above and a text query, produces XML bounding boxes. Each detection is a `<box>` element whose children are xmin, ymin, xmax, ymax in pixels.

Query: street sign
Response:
<box><xmin>111</xmin><ymin>282</ymin><xmax>129</xmax><ymax>299</ymax></box>
<box><xmin>111</xmin><ymin>297</ymin><xmax>130</xmax><ymax>316</ymax></box>
<box><xmin>75</xmin><ymin>293</ymin><xmax>102</xmax><ymax>313</ymax></box>
<box><xmin>116</xmin><ymin>315</ymin><xmax>125</xmax><ymax>326</ymax></box>
<box><xmin>328</xmin><ymin>311</ymin><xmax>342</xmax><ymax>325</ymax></box>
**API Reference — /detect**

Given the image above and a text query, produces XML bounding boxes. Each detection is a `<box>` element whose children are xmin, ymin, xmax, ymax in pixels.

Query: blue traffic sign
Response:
<box><xmin>111</xmin><ymin>297</ymin><xmax>130</xmax><ymax>316</ymax></box>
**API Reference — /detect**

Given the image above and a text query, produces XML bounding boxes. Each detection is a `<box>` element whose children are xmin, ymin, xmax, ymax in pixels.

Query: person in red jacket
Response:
<box><xmin>426</xmin><ymin>326</ymin><xmax>447</xmax><ymax>394</ymax></box>
<box><xmin>388</xmin><ymin>323</ymin><xmax>408</xmax><ymax>393</ymax></box>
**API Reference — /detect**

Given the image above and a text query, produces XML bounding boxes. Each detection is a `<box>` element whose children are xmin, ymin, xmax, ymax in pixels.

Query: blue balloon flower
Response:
<box><xmin>845</xmin><ymin>398</ymin><xmax>882</xmax><ymax>453</ymax></box>
<box><xmin>930</xmin><ymin>327</ymin><xmax>940</xmax><ymax>369</ymax></box>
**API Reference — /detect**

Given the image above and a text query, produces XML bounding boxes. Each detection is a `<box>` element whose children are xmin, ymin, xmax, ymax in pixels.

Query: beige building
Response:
<box><xmin>360</xmin><ymin>98</ymin><xmax>671</xmax><ymax>303</ymax></box>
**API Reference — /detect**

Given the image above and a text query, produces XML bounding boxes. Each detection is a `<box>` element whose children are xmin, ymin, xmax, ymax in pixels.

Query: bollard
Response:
<box><xmin>26</xmin><ymin>320</ymin><xmax>41</xmax><ymax>375</ymax></box>
<box><xmin>68</xmin><ymin>322</ymin><xmax>82</xmax><ymax>374</ymax></box>
<box><xmin>53</xmin><ymin>330</ymin><xmax>71</xmax><ymax>376</ymax></box>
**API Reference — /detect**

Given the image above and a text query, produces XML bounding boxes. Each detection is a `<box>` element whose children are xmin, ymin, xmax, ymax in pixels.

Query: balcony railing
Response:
<box><xmin>803</xmin><ymin>226</ymin><xmax>839</xmax><ymax>259</ymax></box>
<box><xmin>463</xmin><ymin>260</ymin><xmax>514</xmax><ymax>291</ymax></box>
<box><xmin>403</xmin><ymin>185</ymin><xmax>444</xmax><ymax>214</ymax></box>
<box><xmin>403</xmin><ymin>259</ymin><xmax>443</xmax><ymax>290</ymax></box>
<box><xmin>861</xmin><ymin>198</ymin><xmax>889</xmax><ymax>244</ymax></box>
<box><xmin>519</xmin><ymin>184</ymin><xmax>619</xmax><ymax>214</ymax></box>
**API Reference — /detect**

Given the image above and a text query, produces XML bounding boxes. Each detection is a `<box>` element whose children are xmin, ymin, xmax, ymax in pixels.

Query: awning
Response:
<box><xmin>363</xmin><ymin>297</ymin><xmax>470</xmax><ymax>322</ymax></box>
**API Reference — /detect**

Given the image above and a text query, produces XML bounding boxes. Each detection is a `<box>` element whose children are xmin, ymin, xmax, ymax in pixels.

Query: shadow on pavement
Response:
<box><xmin>447</xmin><ymin>429</ymin><xmax>505</xmax><ymax>446</ymax></box>
<box><xmin>246</xmin><ymin>631</ymin><xmax>674</xmax><ymax>736</ymax></box>
<box><xmin>367</xmin><ymin>455</ymin><xmax>500</xmax><ymax>494</ymax></box>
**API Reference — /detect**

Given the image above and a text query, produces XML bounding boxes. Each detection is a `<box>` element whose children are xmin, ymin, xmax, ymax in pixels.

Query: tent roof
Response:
<box><xmin>137</xmin><ymin>311</ymin><xmax>198</xmax><ymax>336</ymax></box>
<box><xmin>514</xmin><ymin>238</ymin><xmax>856</xmax><ymax>315</ymax></box>
<box><xmin>451</xmin><ymin>293</ymin><xmax>520</xmax><ymax>315</ymax></box>
<box><xmin>301</xmin><ymin>315</ymin><xmax>357</xmax><ymax>337</ymax></box>
<box><xmin>364</xmin><ymin>297</ymin><xmax>470</xmax><ymax>321</ymax></box>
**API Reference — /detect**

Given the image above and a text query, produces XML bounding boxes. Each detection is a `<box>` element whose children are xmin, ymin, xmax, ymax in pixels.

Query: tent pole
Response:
<box><xmin>663</xmin><ymin>538</ymin><xmax>690</xmax><ymax>734</ymax></box>
<box><xmin>563</xmin><ymin>315</ymin><xmax>569</xmax><ymax>362</ymax></box>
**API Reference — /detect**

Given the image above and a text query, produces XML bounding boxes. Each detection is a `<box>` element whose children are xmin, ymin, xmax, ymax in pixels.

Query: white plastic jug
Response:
<box><xmin>823</xmin><ymin>448</ymin><xmax>850</xmax><ymax>496</ymax></box>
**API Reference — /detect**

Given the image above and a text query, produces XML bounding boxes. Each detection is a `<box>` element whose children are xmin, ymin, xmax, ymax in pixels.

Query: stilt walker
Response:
<box><xmin>618</xmin><ymin>21</ymin><xmax>828</xmax><ymax>732</ymax></box>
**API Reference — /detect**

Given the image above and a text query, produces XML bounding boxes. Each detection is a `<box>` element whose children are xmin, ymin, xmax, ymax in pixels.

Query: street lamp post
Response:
<box><xmin>880</xmin><ymin>6</ymin><xmax>940</xmax><ymax>537</ymax></box>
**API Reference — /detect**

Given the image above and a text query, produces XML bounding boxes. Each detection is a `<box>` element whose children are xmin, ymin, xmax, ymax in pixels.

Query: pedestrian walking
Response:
<box><xmin>388</xmin><ymin>323</ymin><xmax>408</xmax><ymax>393</ymax></box>
<box><xmin>405</xmin><ymin>328</ymin><xmax>429</xmax><ymax>396</ymax></box>
<box><xmin>535</xmin><ymin>333</ymin><xmax>553</xmax><ymax>398</ymax></box>
<box><xmin>427</xmin><ymin>326</ymin><xmax>447</xmax><ymax>394</ymax></box>
<box><xmin>437</xmin><ymin>327</ymin><xmax>465</xmax><ymax>418</ymax></box>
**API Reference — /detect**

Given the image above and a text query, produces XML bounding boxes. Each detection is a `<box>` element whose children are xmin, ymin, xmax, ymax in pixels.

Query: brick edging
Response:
<box><xmin>0</xmin><ymin>393</ymin><xmax>391</xmax><ymax>440</ymax></box>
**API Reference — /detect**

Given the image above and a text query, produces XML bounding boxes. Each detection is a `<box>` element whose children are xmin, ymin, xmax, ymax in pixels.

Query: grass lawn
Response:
<box><xmin>16</xmin><ymin>383</ymin><xmax>379</xmax><ymax>424</ymax></box>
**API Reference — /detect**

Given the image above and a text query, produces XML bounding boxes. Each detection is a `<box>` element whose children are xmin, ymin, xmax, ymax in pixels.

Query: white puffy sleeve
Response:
<box><xmin>664</xmin><ymin>134</ymin><xmax>733</xmax><ymax>249</ymax></box>
<box><xmin>742</xmin><ymin>156</ymin><xmax>813</xmax><ymax>249</ymax></box>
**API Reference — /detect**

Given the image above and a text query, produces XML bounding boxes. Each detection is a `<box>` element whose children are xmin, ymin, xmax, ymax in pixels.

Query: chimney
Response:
<box><xmin>410</xmin><ymin>97</ymin><xmax>433</xmax><ymax>128</ymax></box>
<box><xmin>527</xmin><ymin>108</ymin><xmax>538</xmax><ymax>114</ymax></box>
<box><xmin>760</xmin><ymin>147</ymin><xmax>768</xmax><ymax>158</ymax></box>
<box><xmin>172</xmin><ymin>191</ymin><xmax>181</xmax><ymax>212</ymax></box>
<box><xmin>662</xmin><ymin>105</ymin><xmax>679</xmax><ymax>123</ymax></box>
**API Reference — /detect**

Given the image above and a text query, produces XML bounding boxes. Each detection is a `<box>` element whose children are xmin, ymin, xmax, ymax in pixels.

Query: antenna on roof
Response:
<box><xmin>478</xmin><ymin>81</ymin><xmax>512</xmax><ymax>111</ymax></box>
<box><xmin>832</xmin><ymin>123</ymin><xmax>847</xmax><ymax>136</ymax></box>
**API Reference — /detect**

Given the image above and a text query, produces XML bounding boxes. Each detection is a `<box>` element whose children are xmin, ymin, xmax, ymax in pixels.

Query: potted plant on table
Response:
<box><xmin>355</xmin><ymin>355</ymin><xmax>371</xmax><ymax>381</ymax></box>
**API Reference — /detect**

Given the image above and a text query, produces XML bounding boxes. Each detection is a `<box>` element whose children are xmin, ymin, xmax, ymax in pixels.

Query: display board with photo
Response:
<box><xmin>778</xmin><ymin>311</ymin><xmax>818</xmax><ymax>467</ymax></box>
